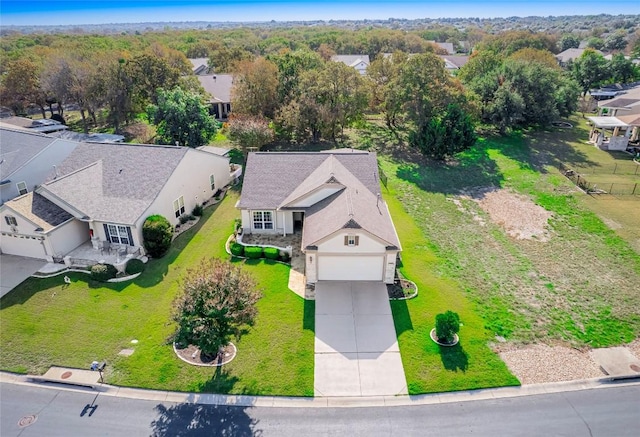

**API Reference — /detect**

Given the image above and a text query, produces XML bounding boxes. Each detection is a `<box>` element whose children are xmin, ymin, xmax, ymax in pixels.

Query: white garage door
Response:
<box><xmin>0</xmin><ymin>234</ymin><xmax>47</xmax><ymax>259</ymax></box>
<box><xmin>317</xmin><ymin>255</ymin><xmax>384</xmax><ymax>281</ymax></box>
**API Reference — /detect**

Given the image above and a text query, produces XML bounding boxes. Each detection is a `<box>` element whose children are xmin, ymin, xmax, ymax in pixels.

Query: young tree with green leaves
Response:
<box><xmin>227</xmin><ymin>115</ymin><xmax>274</xmax><ymax>157</ymax></box>
<box><xmin>147</xmin><ymin>87</ymin><xmax>217</xmax><ymax>148</ymax></box>
<box><xmin>172</xmin><ymin>258</ymin><xmax>261</xmax><ymax>358</ymax></box>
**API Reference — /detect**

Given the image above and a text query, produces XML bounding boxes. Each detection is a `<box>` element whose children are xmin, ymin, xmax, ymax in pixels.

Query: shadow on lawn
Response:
<box><xmin>439</xmin><ymin>343</ymin><xmax>469</xmax><ymax>372</ymax></box>
<box><xmin>303</xmin><ymin>299</ymin><xmax>315</xmax><ymax>332</ymax></box>
<box><xmin>196</xmin><ymin>366</ymin><xmax>241</xmax><ymax>394</ymax></box>
<box><xmin>391</xmin><ymin>298</ymin><xmax>413</xmax><ymax>336</ymax></box>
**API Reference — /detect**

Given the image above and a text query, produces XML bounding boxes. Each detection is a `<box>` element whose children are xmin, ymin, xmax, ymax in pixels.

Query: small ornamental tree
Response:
<box><xmin>435</xmin><ymin>310</ymin><xmax>461</xmax><ymax>344</ymax></box>
<box><xmin>142</xmin><ymin>214</ymin><xmax>173</xmax><ymax>258</ymax></box>
<box><xmin>172</xmin><ymin>258</ymin><xmax>261</xmax><ymax>357</ymax></box>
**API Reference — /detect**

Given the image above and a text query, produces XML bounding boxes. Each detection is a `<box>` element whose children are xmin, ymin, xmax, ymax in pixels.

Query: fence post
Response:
<box><xmin>633</xmin><ymin>183</ymin><xmax>637</xmax><ymax>195</ymax></box>
<box><xmin>613</xmin><ymin>163</ymin><xmax>617</xmax><ymax>174</ymax></box>
<box><xmin>610</xmin><ymin>183</ymin><xmax>614</xmax><ymax>194</ymax></box>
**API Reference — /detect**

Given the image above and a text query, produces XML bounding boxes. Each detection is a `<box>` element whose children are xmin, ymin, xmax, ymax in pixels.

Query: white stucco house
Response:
<box><xmin>237</xmin><ymin>150</ymin><xmax>401</xmax><ymax>284</ymax></box>
<box><xmin>1</xmin><ymin>136</ymin><xmax>233</xmax><ymax>261</ymax></box>
<box><xmin>0</xmin><ymin>127</ymin><xmax>79</xmax><ymax>204</ymax></box>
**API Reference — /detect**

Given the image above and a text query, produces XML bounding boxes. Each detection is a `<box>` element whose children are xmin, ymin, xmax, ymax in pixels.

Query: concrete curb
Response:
<box><xmin>2</xmin><ymin>371</ymin><xmax>638</xmax><ymax>409</ymax></box>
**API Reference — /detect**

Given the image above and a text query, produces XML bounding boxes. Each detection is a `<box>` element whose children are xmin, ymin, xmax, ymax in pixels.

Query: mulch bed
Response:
<box><xmin>174</xmin><ymin>343</ymin><xmax>236</xmax><ymax>367</ymax></box>
<box><xmin>387</xmin><ymin>277</ymin><xmax>418</xmax><ymax>300</ymax></box>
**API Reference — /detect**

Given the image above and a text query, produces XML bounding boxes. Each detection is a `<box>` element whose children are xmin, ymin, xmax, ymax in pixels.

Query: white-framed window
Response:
<box><xmin>4</xmin><ymin>215</ymin><xmax>17</xmax><ymax>226</ymax></box>
<box><xmin>106</xmin><ymin>224</ymin><xmax>132</xmax><ymax>245</ymax></box>
<box><xmin>210</xmin><ymin>174</ymin><xmax>215</xmax><ymax>191</ymax></box>
<box><xmin>173</xmin><ymin>196</ymin><xmax>185</xmax><ymax>218</ymax></box>
<box><xmin>344</xmin><ymin>235</ymin><xmax>359</xmax><ymax>246</ymax></box>
<box><xmin>252</xmin><ymin>211</ymin><xmax>273</xmax><ymax>230</ymax></box>
<box><xmin>16</xmin><ymin>181</ymin><xmax>27</xmax><ymax>195</ymax></box>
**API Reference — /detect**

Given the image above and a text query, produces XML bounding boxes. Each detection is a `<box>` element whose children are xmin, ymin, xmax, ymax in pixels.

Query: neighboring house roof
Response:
<box><xmin>331</xmin><ymin>55</ymin><xmax>371</xmax><ymax>67</ymax></box>
<box><xmin>0</xmin><ymin>127</ymin><xmax>59</xmax><ymax>182</ymax></box>
<box><xmin>37</xmin><ymin>143</ymin><xmax>190</xmax><ymax>225</ymax></box>
<box><xmin>238</xmin><ymin>150</ymin><xmax>399</xmax><ymax>250</ymax></box>
<box><xmin>616</xmin><ymin>114</ymin><xmax>640</xmax><ymax>126</ymax></box>
<box><xmin>556</xmin><ymin>48</ymin><xmax>603</xmax><ymax>64</ymax></box>
<box><xmin>197</xmin><ymin>145</ymin><xmax>230</xmax><ymax>156</ymax></box>
<box><xmin>50</xmin><ymin>131</ymin><xmax>125</xmax><ymax>143</ymax></box>
<box><xmin>189</xmin><ymin>58</ymin><xmax>210</xmax><ymax>75</ymax></box>
<box><xmin>587</xmin><ymin>116</ymin><xmax>629</xmax><ymax>128</ymax></box>
<box><xmin>598</xmin><ymin>86</ymin><xmax>640</xmax><ymax>109</ymax></box>
<box><xmin>439</xmin><ymin>55</ymin><xmax>469</xmax><ymax>69</ymax></box>
<box><xmin>2</xmin><ymin>192</ymin><xmax>72</xmax><ymax>232</ymax></box>
<box><xmin>196</xmin><ymin>74</ymin><xmax>233</xmax><ymax>104</ymax></box>
<box><xmin>0</xmin><ymin>116</ymin><xmax>67</xmax><ymax>133</ymax></box>
<box><xmin>428</xmin><ymin>41</ymin><xmax>455</xmax><ymax>54</ymax></box>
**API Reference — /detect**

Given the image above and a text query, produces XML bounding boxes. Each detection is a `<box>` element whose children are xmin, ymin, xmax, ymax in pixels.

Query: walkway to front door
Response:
<box><xmin>314</xmin><ymin>281</ymin><xmax>407</xmax><ymax>397</ymax></box>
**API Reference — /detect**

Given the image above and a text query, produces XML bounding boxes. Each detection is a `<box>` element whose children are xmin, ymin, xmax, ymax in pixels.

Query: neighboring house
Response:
<box><xmin>438</xmin><ymin>55</ymin><xmax>469</xmax><ymax>72</ymax></box>
<box><xmin>196</xmin><ymin>74</ymin><xmax>233</xmax><ymax>120</ymax></box>
<box><xmin>556</xmin><ymin>48</ymin><xmax>603</xmax><ymax>66</ymax></box>
<box><xmin>0</xmin><ymin>116</ymin><xmax>68</xmax><ymax>134</ymax></box>
<box><xmin>428</xmin><ymin>41</ymin><xmax>455</xmax><ymax>55</ymax></box>
<box><xmin>189</xmin><ymin>57</ymin><xmax>211</xmax><ymax>75</ymax></box>
<box><xmin>1</xmin><ymin>139</ymin><xmax>233</xmax><ymax>260</ymax></box>
<box><xmin>0</xmin><ymin>127</ymin><xmax>79</xmax><ymax>204</ymax></box>
<box><xmin>589</xmin><ymin>85</ymin><xmax>640</xmax><ymax>148</ymax></box>
<box><xmin>237</xmin><ymin>150</ymin><xmax>401</xmax><ymax>284</ymax></box>
<box><xmin>331</xmin><ymin>55</ymin><xmax>370</xmax><ymax>76</ymax></box>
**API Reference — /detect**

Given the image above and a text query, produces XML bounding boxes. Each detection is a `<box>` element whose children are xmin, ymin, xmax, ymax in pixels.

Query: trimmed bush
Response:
<box><xmin>435</xmin><ymin>310</ymin><xmax>461</xmax><ymax>344</ymax></box>
<box><xmin>280</xmin><ymin>252</ymin><xmax>291</xmax><ymax>263</ymax></box>
<box><xmin>244</xmin><ymin>246</ymin><xmax>263</xmax><ymax>259</ymax></box>
<box><xmin>230</xmin><ymin>242</ymin><xmax>244</xmax><ymax>257</ymax></box>
<box><xmin>179</xmin><ymin>214</ymin><xmax>195</xmax><ymax>224</ymax></box>
<box><xmin>192</xmin><ymin>203</ymin><xmax>203</xmax><ymax>217</ymax></box>
<box><xmin>142</xmin><ymin>214</ymin><xmax>173</xmax><ymax>258</ymax></box>
<box><xmin>125</xmin><ymin>258</ymin><xmax>146</xmax><ymax>275</ymax></box>
<box><xmin>90</xmin><ymin>263</ymin><xmax>117</xmax><ymax>282</ymax></box>
<box><xmin>263</xmin><ymin>247</ymin><xmax>279</xmax><ymax>260</ymax></box>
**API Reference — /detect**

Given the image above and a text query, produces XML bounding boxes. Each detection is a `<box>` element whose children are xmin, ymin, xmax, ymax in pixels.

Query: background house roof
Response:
<box><xmin>39</xmin><ymin>143</ymin><xmax>189</xmax><ymax>224</ymax></box>
<box><xmin>196</xmin><ymin>74</ymin><xmax>233</xmax><ymax>104</ymax></box>
<box><xmin>2</xmin><ymin>192</ymin><xmax>72</xmax><ymax>232</ymax></box>
<box><xmin>331</xmin><ymin>55</ymin><xmax>371</xmax><ymax>67</ymax></box>
<box><xmin>0</xmin><ymin>127</ymin><xmax>60</xmax><ymax>181</ymax></box>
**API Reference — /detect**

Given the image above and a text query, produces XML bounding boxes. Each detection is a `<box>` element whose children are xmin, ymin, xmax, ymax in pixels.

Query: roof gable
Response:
<box><xmin>0</xmin><ymin>127</ymin><xmax>58</xmax><ymax>180</ymax></box>
<box><xmin>2</xmin><ymin>192</ymin><xmax>72</xmax><ymax>232</ymax></box>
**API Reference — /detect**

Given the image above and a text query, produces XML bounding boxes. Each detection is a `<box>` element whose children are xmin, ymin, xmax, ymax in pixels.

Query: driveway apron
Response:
<box><xmin>314</xmin><ymin>281</ymin><xmax>408</xmax><ymax>396</ymax></box>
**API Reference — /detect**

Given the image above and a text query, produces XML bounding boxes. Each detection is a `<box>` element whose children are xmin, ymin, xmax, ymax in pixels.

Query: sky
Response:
<box><xmin>1</xmin><ymin>0</ymin><xmax>640</xmax><ymax>26</ymax></box>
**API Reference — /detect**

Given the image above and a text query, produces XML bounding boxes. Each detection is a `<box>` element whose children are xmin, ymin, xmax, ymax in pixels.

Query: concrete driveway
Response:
<box><xmin>0</xmin><ymin>254</ymin><xmax>46</xmax><ymax>298</ymax></box>
<box><xmin>314</xmin><ymin>281</ymin><xmax>407</xmax><ymax>397</ymax></box>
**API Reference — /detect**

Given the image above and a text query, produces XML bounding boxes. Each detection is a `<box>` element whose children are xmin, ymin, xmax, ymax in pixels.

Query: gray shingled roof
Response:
<box><xmin>196</xmin><ymin>74</ymin><xmax>233</xmax><ymax>103</ymax></box>
<box><xmin>4</xmin><ymin>192</ymin><xmax>72</xmax><ymax>232</ymax></box>
<box><xmin>39</xmin><ymin>143</ymin><xmax>189</xmax><ymax>224</ymax></box>
<box><xmin>331</xmin><ymin>55</ymin><xmax>371</xmax><ymax>67</ymax></box>
<box><xmin>0</xmin><ymin>127</ymin><xmax>58</xmax><ymax>181</ymax></box>
<box><xmin>238</xmin><ymin>151</ymin><xmax>399</xmax><ymax>249</ymax></box>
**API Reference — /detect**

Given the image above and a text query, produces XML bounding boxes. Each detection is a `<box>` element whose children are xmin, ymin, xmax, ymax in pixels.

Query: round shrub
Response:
<box><xmin>280</xmin><ymin>252</ymin><xmax>291</xmax><ymax>263</ymax></box>
<box><xmin>142</xmin><ymin>214</ymin><xmax>173</xmax><ymax>258</ymax></box>
<box><xmin>263</xmin><ymin>247</ymin><xmax>279</xmax><ymax>260</ymax></box>
<box><xmin>435</xmin><ymin>310</ymin><xmax>460</xmax><ymax>344</ymax></box>
<box><xmin>125</xmin><ymin>258</ymin><xmax>146</xmax><ymax>275</ymax></box>
<box><xmin>192</xmin><ymin>203</ymin><xmax>204</xmax><ymax>217</ymax></box>
<box><xmin>91</xmin><ymin>263</ymin><xmax>117</xmax><ymax>282</ymax></box>
<box><xmin>230</xmin><ymin>242</ymin><xmax>244</xmax><ymax>257</ymax></box>
<box><xmin>244</xmin><ymin>246</ymin><xmax>263</xmax><ymax>259</ymax></box>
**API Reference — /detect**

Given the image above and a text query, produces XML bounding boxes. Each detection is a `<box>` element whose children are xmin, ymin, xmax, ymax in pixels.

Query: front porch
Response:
<box><xmin>63</xmin><ymin>240</ymin><xmax>143</xmax><ymax>268</ymax></box>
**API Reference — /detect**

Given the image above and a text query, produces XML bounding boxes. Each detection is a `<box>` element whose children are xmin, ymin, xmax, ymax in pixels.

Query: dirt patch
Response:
<box><xmin>462</xmin><ymin>188</ymin><xmax>553</xmax><ymax>241</ymax></box>
<box><xmin>174</xmin><ymin>343</ymin><xmax>236</xmax><ymax>367</ymax></box>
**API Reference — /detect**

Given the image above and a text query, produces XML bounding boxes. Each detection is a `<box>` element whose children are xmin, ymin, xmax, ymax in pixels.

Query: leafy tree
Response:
<box><xmin>559</xmin><ymin>34</ymin><xmax>581</xmax><ymax>52</ymax></box>
<box><xmin>0</xmin><ymin>58</ymin><xmax>46</xmax><ymax>117</ymax></box>
<box><xmin>603</xmin><ymin>31</ymin><xmax>628</xmax><ymax>52</ymax></box>
<box><xmin>147</xmin><ymin>87</ymin><xmax>217</xmax><ymax>148</ymax></box>
<box><xmin>478</xmin><ymin>31</ymin><xmax>558</xmax><ymax>56</ymax></box>
<box><xmin>609</xmin><ymin>53</ymin><xmax>638</xmax><ymax>84</ymax></box>
<box><xmin>231</xmin><ymin>57</ymin><xmax>278</xmax><ymax>118</ymax></box>
<box><xmin>367</xmin><ymin>52</ymin><xmax>406</xmax><ymax>130</ymax></box>
<box><xmin>487</xmin><ymin>86</ymin><xmax>525</xmax><ymax>133</ymax></box>
<box><xmin>410</xmin><ymin>104</ymin><xmax>476</xmax><ymax>160</ymax></box>
<box><xmin>268</xmin><ymin>49</ymin><xmax>322</xmax><ymax>105</ymax></box>
<box><xmin>571</xmin><ymin>49</ymin><xmax>608</xmax><ymax>95</ymax></box>
<box><xmin>227</xmin><ymin>115</ymin><xmax>274</xmax><ymax>157</ymax></box>
<box><xmin>142</xmin><ymin>214</ymin><xmax>173</xmax><ymax>258</ymax></box>
<box><xmin>508</xmin><ymin>48</ymin><xmax>561</xmax><ymax>70</ymax></box>
<box><xmin>105</xmin><ymin>58</ymin><xmax>135</xmax><ymax>133</ymax></box>
<box><xmin>125</xmin><ymin>52</ymin><xmax>185</xmax><ymax>107</ymax></box>
<box><xmin>586</xmin><ymin>36</ymin><xmax>604</xmax><ymax>50</ymax></box>
<box><xmin>435</xmin><ymin>310</ymin><xmax>460</xmax><ymax>344</ymax></box>
<box><xmin>172</xmin><ymin>258</ymin><xmax>261</xmax><ymax>357</ymax></box>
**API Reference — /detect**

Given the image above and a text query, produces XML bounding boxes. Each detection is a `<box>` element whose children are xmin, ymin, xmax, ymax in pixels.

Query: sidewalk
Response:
<box><xmin>2</xmin><ymin>370</ymin><xmax>638</xmax><ymax>409</ymax></box>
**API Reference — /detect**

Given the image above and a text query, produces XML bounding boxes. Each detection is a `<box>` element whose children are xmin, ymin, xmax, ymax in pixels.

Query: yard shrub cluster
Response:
<box><xmin>90</xmin><ymin>263</ymin><xmax>118</xmax><ymax>282</ymax></box>
<box><xmin>142</xmin><ymin>214</ymin><xmax>173</xmax><ymax>258</ymax></box>
<box><xmin>191</xmin><ymin>204</ymin><xmax>203</xmax><ymax>217</ymax></box>
<box><xmin>125</xmin><ymin>258</ymin><xmax>146</xmax><ymax>275</ymax></box>
<box><xmin>179</xmin><ymin>214</ymin><xmax>195</xmax><ymax>224</ymax></box>
<box><xmin>263</xmin><ymin>247</ymin><xmax>279</xmax><ymax>260</ymax></box>
<box><xmin>244</xmin><ymin>246</ymin><xmax>263</xmax><ymax>259</ymax></box>
<box><xmin>230</xmin><ymin>242</ymin><xmax>244</xmax><ymax>257</ymax></box>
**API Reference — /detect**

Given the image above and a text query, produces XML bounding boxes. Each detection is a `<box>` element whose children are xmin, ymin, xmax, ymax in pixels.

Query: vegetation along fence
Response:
<box><xmin>560</xmin><ymin>164</ymin><xmax>639</xmax><ymax>196</ymax></box>
<box><xmin>571</xmin><ymin>163</ymin><xmax>640</xmax><ymax>176</ymax></box>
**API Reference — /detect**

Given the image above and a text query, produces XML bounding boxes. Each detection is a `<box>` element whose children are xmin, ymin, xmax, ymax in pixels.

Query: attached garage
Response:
<box><xmin>0</xmin><ymin>233</ymin><xmax>47</xmax><ymax>259</ymax></box>
<box><xmin>317</xmin><ymin>255</ymin><xmax>384</xmax><ymax>281</ymax></box>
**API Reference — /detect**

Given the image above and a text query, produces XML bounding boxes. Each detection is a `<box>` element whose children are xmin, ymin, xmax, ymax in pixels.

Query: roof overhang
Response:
<box><xmin>587</xmin><ymin>116</ymin><xmax>630</xmax><ymax>129</ymax></box>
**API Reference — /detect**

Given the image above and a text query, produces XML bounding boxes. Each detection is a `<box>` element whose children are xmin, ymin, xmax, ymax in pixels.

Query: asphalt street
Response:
<box><xmin>1</xmin><ymin>382</ymin><xmax>639</xmax><ymax>436</ymax></box>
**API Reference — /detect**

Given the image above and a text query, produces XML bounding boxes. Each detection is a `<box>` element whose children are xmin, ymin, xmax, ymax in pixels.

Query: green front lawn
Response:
<box><xmin>0</xmin><ymin>191</ymin><xmax>315</xmax><ymax>396</ymax></box>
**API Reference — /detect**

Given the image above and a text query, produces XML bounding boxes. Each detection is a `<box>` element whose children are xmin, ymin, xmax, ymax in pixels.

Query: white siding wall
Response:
<box><xmin>0</xmin><ymin>208</ymin><xmax>47</xmax><ymax>259</ymax></box>
<box><xmin>240</xmin><ymin>209</ymin><xmax>294</xmax><ymax>235</ymax></box>
<box><xmin>47</xmin><ymin>219</ymin><xmax>89</xmax><ymax>256</ymax></box>
<box><xmin>0</xmin><ymin>139</ymin><xmax>78</xmax><ymax>204</ymax></box>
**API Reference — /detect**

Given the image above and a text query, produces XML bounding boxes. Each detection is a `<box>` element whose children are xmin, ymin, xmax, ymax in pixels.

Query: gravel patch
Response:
<box><xmin>496</xmin><ymin>344</ymin><xmax>604</xmax><ymax>384</ymax></box>
<box><xmin>627</xmin><ymin>339</ymin><xmax>640</xmax><ymax>359</ymax></box>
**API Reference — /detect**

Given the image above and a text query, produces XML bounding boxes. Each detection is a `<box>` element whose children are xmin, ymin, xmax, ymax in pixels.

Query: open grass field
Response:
<box><xmin>0</xmin><ymin>190</ymin><xmax>315</xmax><ymax>396</ymax></box>
<box><xmin>378</xmin><ymin>114</ymin><xmax>640</xmax><ymax>350</ymax></box>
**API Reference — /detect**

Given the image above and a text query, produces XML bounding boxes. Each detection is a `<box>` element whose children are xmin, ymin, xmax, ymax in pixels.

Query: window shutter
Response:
<box><xmin>344</xmin><ymin>236</ymin><xmax>349</xmax><ymax>246</ymax></box>
<box><xmin>354</xmin><ymin>236</ymin><xmax>359</xmax><ymax>246</ymax></box>
<box><xmin>103</xmin><ymin>224</ymin><xmax>110</xmax><ymax>241</ymax></box>
<box><xmin>126</xmin><ymin>227</ymin><xmax>134</xmax><ymax>246</ymax></box>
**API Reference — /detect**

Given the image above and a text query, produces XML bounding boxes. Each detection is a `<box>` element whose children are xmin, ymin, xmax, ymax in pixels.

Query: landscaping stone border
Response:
<box><xmin>173</xmin><ymin>342</ymin><xmax>237</xmax><ymax>367</ymax></box>
<box><xmin>225</xmin><ymin>234</ymin><xmax>292</xmax><ymax>266</ymax></box>
<box><xmin>430</xmin><ymin>328</ymin><xmax>459</xmax><ymax>347</ymax></box>
<box><xmin>31</xmin><ymin>267</ymin><xmax>142</xmax><ymax>283</ymax></box>
<box><xmin>388</xmin><ymin>279</ymin><xmax>418</xmax><ymax>300</ymax></box>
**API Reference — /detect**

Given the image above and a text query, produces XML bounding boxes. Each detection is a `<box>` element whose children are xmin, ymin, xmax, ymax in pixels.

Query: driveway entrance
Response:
<box><xmin>0</xmin><ymin>255</ymin><xmax>46</xmax><ymax>298</ymax></box>
<box><xmin>314</xmin><ymin>281</ymin><xmax>407</xmax><ymax>397</ymax></box>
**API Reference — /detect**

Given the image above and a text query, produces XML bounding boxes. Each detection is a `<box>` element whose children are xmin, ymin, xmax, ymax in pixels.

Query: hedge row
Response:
<box><xmin>230</xmin><ymin>243</ymin><xmax>290</xmax><ymax>262</ymax></box>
